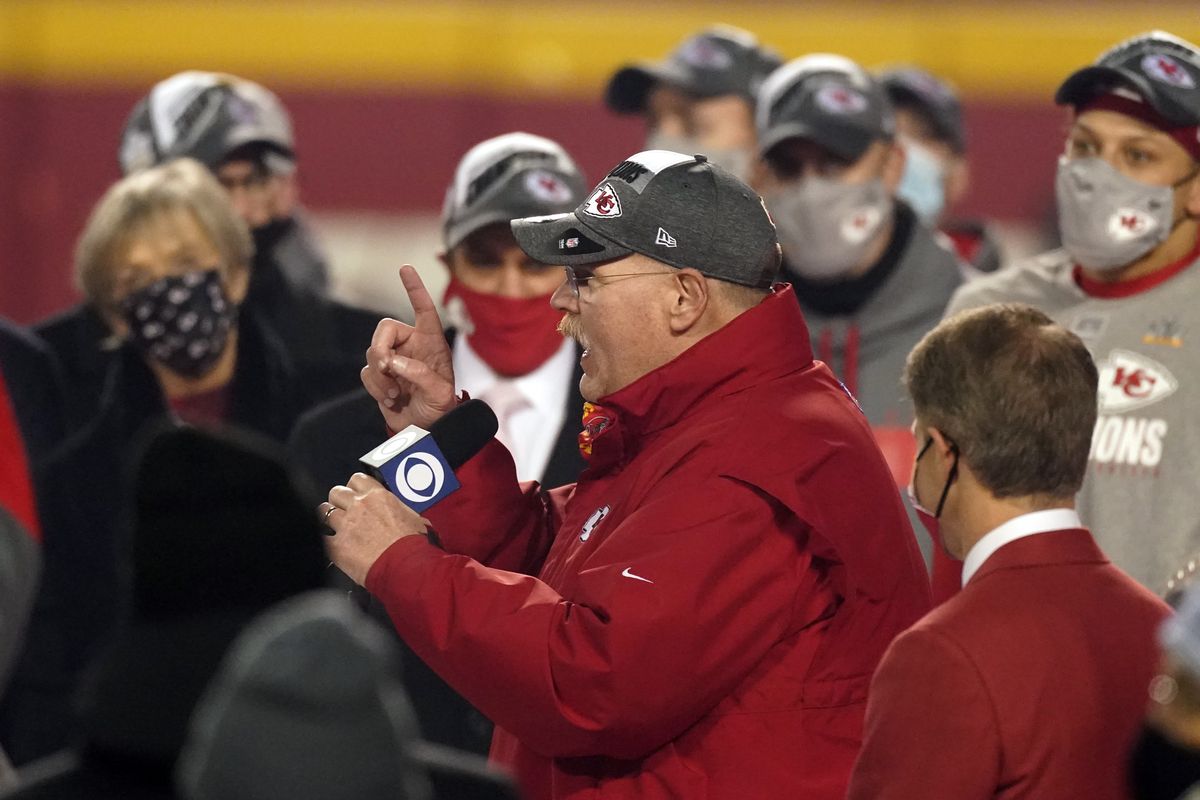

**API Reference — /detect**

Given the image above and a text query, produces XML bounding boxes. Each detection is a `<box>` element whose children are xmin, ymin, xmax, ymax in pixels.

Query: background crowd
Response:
<box><xmin>3</xmin><ymin>3</ymin><xmax>1200</xmax><ymax>799</ymax></box>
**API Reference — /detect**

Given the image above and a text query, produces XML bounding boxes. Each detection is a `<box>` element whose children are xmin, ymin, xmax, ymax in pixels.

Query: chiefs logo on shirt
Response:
<box><xmin>1097</xmin><ymin>350</ymin><xmax>1178</xmax><ymax>413</ymax></box>
<box><xmin>1090</xmin><ymin>350</ymin><xmax>1178</xmax><ymax>472</ymax></box>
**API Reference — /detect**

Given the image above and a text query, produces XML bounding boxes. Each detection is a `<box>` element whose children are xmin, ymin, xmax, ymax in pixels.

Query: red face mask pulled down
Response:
<box><xmin>443</xmin><ymin>276</ymin><xmax>565</xmax><ymax>377</ymax></box>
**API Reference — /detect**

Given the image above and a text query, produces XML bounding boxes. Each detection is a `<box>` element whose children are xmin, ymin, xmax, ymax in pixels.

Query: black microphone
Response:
<box><xmin>427</xmin><ymin>399</ymin><xmax>500</xmax><ymax>471</ymax></box>
<box><xmin>359</xmin><ymin>399</ymin><xmax>498</xmax><ymax>513</ymax></box>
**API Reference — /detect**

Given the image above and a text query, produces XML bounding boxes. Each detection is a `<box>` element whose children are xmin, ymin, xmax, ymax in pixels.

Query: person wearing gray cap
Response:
<box><xmin>880</xmin><ymin>65</ymin><xmax>1003</xmax><ymax>277</ymax></box>
<box><xmin>605</xmin><ymin>25</ymin><xmax>781</xmax><ymax>181</ymax></box>
<box><xmin>848</xmin><ymin>302</ymin><xmax>1170</xmax><ymax>800</ymax></box>
<box><xmin>321</xmin><ymin>150</ymin><xmax>930</xmax><ymax>799</ymax></box>
<box><xmin>942</xmin><ymin>31</ymin><xmax>1200</xmax><ymax>599</ymax></box>
<box><xmin>117</xmin><ymin>71</ymin><xmax>321</xmax><ymax>292</ymax></box>
<box><xmin>291</xmin><ymin>132</ymin><xmax>590</xmax><ymax>493</ymax></box>
<box><xmin>753</xmin><ymin>53</ymin><xmax>963</xmax><ymax>551</ymax></box>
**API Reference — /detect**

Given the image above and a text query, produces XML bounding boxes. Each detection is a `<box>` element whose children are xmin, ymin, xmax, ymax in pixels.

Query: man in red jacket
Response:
<box><xmin>323</xmin><ymin>150</ymin><xmax>931</xmax><ymax>800</ymax></box>
<box><xmin>848</xmin><ymin>303</ymin><xmax>1172</xmax><ymax>800</ymax></box>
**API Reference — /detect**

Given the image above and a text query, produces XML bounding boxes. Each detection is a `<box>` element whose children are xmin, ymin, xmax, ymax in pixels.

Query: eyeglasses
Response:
<box><xmin>563</xmin><ymin>266</ymin><xmax>676</xmax><ymax>299</ymax></box>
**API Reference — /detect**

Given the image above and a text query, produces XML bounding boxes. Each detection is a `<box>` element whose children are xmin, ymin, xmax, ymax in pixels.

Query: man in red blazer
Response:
<box><xmin>848</xmin><ymin>303</ymin><xmax>1172</xmax><ymax>800</ymax></box>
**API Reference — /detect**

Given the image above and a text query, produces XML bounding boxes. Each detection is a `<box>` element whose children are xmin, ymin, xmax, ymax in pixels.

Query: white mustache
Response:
<box><xmin>557</xmin><ymin>314</ymin><xmax>586</xmax><ymax>347</ymax></box>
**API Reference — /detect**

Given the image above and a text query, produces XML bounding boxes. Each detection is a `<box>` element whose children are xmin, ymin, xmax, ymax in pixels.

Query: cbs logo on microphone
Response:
<box><xmin>360</xmin><ymin>427</ymin><xmax>461</xmax><ymax>512</ymax></box>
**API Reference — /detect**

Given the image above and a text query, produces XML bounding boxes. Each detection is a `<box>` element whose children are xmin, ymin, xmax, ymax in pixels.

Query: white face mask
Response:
<box><xmin>644</xmin><ymin>131</ymin><xmax>753</xmax><ymax>183</ymax></box>
<box><xmin>766</xmin><ymin>177</ymin><xmax>894</xmax><ymax>280</ymax></box>
<box><xmin>897</xmin><ymin>140</ymin><xmax>947</xmax><ymax>225</ymax></box>
<box><xmin>1055</xmin><ymin>156</ymin><xmax>1193</xmax><ymax>272</ymax></box>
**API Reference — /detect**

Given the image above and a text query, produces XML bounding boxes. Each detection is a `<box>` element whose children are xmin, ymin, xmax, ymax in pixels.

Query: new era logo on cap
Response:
<box><xmin>655</xmin><ymin>227</ymin><xmax>677</xmax><ymax>247</ymax></box>
<box><xmin>1143</xmin><ymin>53</ymin><xmax>1197</xmax><ymax>88</ymax></box>
<box><xmin>582</xmin><ymin>183</ymin><xmax>623</xmax><ymax>218</ymax></box>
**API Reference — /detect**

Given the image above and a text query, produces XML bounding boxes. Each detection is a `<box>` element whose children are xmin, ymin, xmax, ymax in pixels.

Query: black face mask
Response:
<box><xmin>1130</xmin><ymin>723</ymin><xmax>1200</xmax><ymax>800</ymax></box>
<box><xmin>119</xmin><ymin>268</ymin><xmax>236</xmax><ymax>378</ymax></box>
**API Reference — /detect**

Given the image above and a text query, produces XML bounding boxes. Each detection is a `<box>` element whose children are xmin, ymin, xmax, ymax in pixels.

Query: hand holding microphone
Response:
<box><xmin>361</xmin><ymin>265</ymin><xmax>457</xmax><ymax>432</ymax></box>
<box><xmin>322</xmin><ymin>400</ymin><xmax>500</xmax><ymax>586</ymax></box>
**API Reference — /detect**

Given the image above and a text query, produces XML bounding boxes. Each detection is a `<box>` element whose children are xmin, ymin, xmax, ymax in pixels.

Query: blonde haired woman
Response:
<box><xmin>1</xmin><ymin>159</ymin><xmax>305</xmax><ymax>764</ymax></box>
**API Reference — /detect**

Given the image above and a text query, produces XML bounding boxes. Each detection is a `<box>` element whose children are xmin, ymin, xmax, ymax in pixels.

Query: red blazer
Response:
<box><xmin>848</xmin><ymin>528</ymin><xmax>1170</xmax><ymax>800</ymax></box>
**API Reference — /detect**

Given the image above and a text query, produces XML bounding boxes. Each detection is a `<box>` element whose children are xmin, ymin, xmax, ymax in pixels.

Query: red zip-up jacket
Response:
<box><xmin>366</xmin><ymin>286</ymin><xmax>931</xmax><ymax>799</ymax></box>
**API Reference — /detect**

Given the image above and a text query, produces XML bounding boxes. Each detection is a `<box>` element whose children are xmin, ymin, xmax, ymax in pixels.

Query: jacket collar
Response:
<box><xmin>970</xmin><ymin>527</ymin><xmax>1107</xmax><ymax>586</ymax></box>
<box><xmin>587</xmin><ymin>285</ymin><xmax>812</xmax><ymax>470</ymax></box>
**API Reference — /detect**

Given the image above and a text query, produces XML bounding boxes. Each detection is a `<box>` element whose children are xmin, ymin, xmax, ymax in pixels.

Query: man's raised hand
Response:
<box><xmin>362</xmin><ymin>265</ymin><xmax>457</xmax><ymax>431</ymax></box>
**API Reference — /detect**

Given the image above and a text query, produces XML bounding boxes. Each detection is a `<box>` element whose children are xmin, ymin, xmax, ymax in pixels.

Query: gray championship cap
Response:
<box><xmin>605</xmin><ymin>25</ymin><xmax>782</xmax><ymax>113</ymax></box>
<box><xmin>511</xmin><ymin>149</ymin><xmax>780</xmax><ymax>289</ymax></box>
<box><xmin>879</xmin><ymin>66</ymin><xmax>966</xmax><ymax>153</ymax></box>
<box><xmin>756</xmin><ymin>54</ymin><xmax>895</xmax><ymax>162</ymax></box>
<box><xmin>1056</xmin><ymin>30</ymin><xmax>1200</xmax><ymax>126</ymax></box>
<box><xmin>119</xmin><ymin>71</ymin><xmax>296</xmax><ymax>176</ymax></box>
<box><xmin>442</xmin><ymin>132</ymin><xmax>588</xmax><ymax>250</ymax></box>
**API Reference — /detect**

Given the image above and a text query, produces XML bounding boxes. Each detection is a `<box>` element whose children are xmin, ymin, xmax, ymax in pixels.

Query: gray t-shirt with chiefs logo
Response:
<box><xmin>945</xmin><ymin>247</ymin><xmax>1199</xmax><ymax>593</ymax></box>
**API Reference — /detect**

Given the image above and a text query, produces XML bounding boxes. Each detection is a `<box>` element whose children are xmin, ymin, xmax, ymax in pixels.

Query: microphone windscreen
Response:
<box><xmin>428</xmin><ymin>399</ymin><xmax>499</xmax><ymax>470</ymax></box>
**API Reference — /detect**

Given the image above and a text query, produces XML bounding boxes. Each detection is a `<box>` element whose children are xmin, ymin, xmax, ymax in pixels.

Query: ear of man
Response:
<box><xmin>883</xmin><ymin>141</ymin><xmax>907</xmax><ymax>194</ymax></box>
<box><xmin>1184</xmin><ymin>164</ymin><xmax>1200</xmax><ymax>218</ymax></box>
<box><xmin>666</xmin><ymin>268</ymin><xmax>712</xmax><ymax>334</ymax></box>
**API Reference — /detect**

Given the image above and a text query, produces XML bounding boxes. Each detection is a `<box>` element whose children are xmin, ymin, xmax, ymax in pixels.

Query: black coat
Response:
<box><xmin>0</xmin><ymin>318</ymin><xmax>66</xmax><ymax>467</ymax></box>
<box><xmin>0</xmin><ymin>313</ymin><xmax>302</xmax><ymax>766</ymax></box>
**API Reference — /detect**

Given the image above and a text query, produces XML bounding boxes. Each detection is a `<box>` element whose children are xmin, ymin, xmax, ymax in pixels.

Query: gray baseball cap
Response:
<box><xmin>1056</xmin><ymin>30</ymin><xmax>1200</xmax><ymax>127</ymax></box>
<box><xmin>879</xmin><ymin>66</ymin><xmax>966</xmax><ymax>154</ymax></box>
<box><xmin>605</xmin><ymin>26</ymin><xmax>782</xmax><ymax>114</ymax></box>
<box><xmin>757</xmin><ymin>54</ymin><xmax>895</xmax><ymax>162</ymax></box>
<box><xmin>441</xmin><ymin>132</ymin><xmax>588</xmax><ymax>250</ymax></box>
<box><xmin>119</xmin><ymin>71</ymin><xmax>296</xmax><ymax>176</ymax></box>
<box><xmin>510</xmin><ymin>150</ymin><xmax>780</xmax><ymax>289</ymax></box>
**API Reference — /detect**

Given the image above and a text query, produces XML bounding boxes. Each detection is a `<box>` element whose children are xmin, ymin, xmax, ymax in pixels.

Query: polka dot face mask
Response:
<box><xmin>119</xmin><ymin>268</ymin><xmax>236</xmax><ymax>378</ymax></box>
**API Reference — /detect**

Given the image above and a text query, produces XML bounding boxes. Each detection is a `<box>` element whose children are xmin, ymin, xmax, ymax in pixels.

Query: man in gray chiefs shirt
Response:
<box><xmin>945</xmin><ymin>30</ymin><xmax>1200</xmax><ymax>596</ymax></box>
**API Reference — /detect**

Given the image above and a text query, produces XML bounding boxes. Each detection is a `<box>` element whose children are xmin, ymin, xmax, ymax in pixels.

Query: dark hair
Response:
<box><xmin>904</xmin><ymin>303</ymin><xmax>1099</xmax><ymax>500</ymax></box>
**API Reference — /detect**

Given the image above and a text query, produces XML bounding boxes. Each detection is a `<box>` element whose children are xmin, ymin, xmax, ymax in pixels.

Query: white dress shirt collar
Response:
<box><xmin>453</xmin><ymin>333</ymin><xmax>575</xmax><ymax>482</ymax></box>
<box><xmin>453</xmin><ymin>334</ymin><xmax>573</xmax><ymax>420</ymax></box>
<box><xmin>961</xmin><ymin>508</ymin><xmax>1083</xmax><ymax>587</ymax></box>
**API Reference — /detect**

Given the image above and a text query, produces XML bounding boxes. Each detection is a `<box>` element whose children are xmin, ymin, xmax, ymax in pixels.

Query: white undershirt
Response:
<box><xmin>453</xmin><ymin>334</ymin><xmax>574</xmax><ymax>483</ymax></box>
<box><xmin>961</xmin><ymin>508</ymin><xmax>1083</xmax><ymax>587</ymax></box>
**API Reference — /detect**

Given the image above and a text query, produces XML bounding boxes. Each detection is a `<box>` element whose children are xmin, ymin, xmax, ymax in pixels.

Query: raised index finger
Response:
<box><xmin>399</xmin><ymin>264</ymin><xmax>444</xmax><ymax>334</ymax></box>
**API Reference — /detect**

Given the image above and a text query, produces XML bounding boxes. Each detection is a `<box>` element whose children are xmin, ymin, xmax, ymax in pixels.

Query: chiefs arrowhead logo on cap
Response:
<box><xmin>1107</xmin><ymin>207</ymin><xmax>1157</xmax><ymax>241</ymax></box>
<box><xmin>582</xmin><ymin>183</ymin><xmax>623</xmax><ymax>219</ymax></box>
<box><xmin>678</xmin><ymin>37</ymin><xmax>734</xmax><ymax>70</ymax></box>
<box><xmin>816</xmin><ymin>85</ymin><xmax>869</xmax><ymax>115</ymax></box>
<box><xmin>525</xmin><ymin>170</ymin><xmax>574</xmax><ymax>204</ymax></box>
<box><xmin>1142</xmin><ymin>54</ymin><xmax>1197</xmax><ymax>89</ymax></box>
